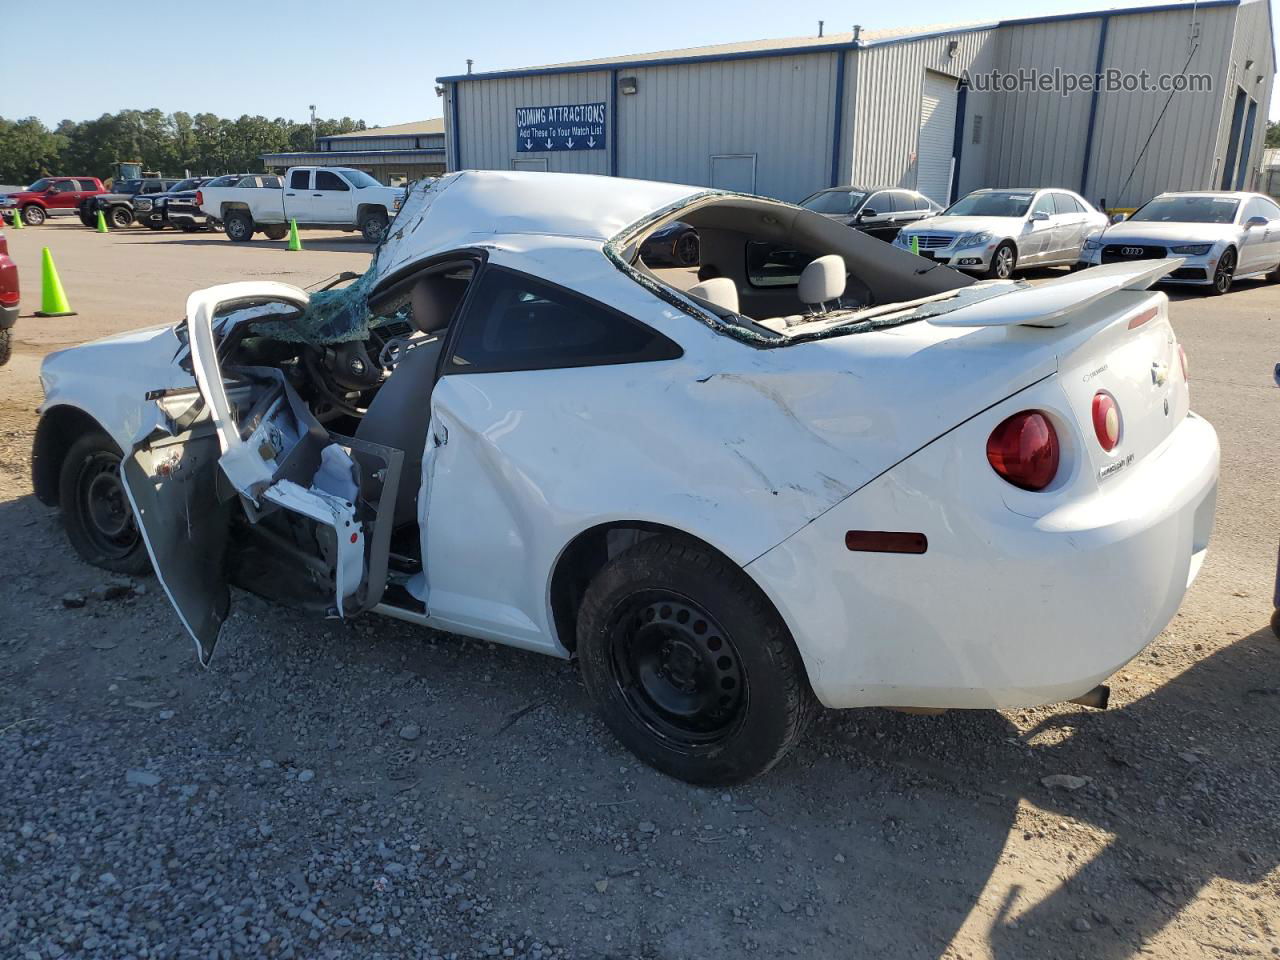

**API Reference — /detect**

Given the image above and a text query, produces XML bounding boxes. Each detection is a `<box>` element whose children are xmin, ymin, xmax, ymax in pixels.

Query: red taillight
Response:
<box><xmin>0</xmin><ymin>289</ymin><xmax>17</xmax><ymax>306</ymax></box>
<box><xmin>195</xmin><ymin>190</ymin><xmax>203</xmax><ymax>206</ymax></box>
<box><xmin>1091</xmin><ymin>391</ymin><xmax>1120</xmax><ymax>451</ymax></box>
<box><xmin>1178</xmin><ymin>344</ymin><xmax>1188</xmax><ymax>381</ymax></box>
<box><xmin>987</xmin><ymin>411</ymin><xmax>1060</xmax><ymax>491</ymax></box>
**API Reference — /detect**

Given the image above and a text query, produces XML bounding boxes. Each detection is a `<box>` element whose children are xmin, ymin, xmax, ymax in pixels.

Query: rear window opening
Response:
<box><xmin>620</xmin><ymin>194</ymin><xmax>990</xmax><ymax>344</ymax></box>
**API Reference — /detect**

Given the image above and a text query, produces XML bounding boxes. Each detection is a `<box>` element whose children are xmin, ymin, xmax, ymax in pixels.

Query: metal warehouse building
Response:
<box><xmin>438</xmin><ymin>0</ymin><xmax>1273</xmax><ymax>210</ymax></box>
<box><xmin>262</xmin><ymin>119</ymin><xmax>446</xmax><ymax>186</ymax></box>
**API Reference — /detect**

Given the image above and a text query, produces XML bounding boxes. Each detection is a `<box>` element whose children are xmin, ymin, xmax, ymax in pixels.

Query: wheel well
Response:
<box><xmin>221</xmin><ymin>202</ymin><xmax>251</xmax><ymax>217</ymax></box>
<box><xmin>549</xmin><ymin>522</ymin><xmax>756</xmax><ymax>654</ymax></box>
<box><xmin>32</xmin><ymin>406</ymin><xmax>107</xmax><ymax>506</ymax></box>
<box><xmin>357</xmin><ymin>203</ymin><xmax>388</xmax><ymax>222</ymax></box>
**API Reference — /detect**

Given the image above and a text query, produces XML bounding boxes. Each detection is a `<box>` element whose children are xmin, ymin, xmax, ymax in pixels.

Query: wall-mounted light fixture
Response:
<box><xmin>620</xmin><ymin>76</ymin><xmax>639</xmax><ymax>95</ymax></box>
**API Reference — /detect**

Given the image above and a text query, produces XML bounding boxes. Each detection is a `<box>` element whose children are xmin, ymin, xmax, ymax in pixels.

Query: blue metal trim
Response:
<box><xmin>829</xmin><ymin>51</ymin><xmax>847</xmax><ymax>187</ymax></box>
<box><xmin>1078</xmin><ymin>14</ymin><xmax>1111</xmax><ymax>199</ymax></box>
<box><xmin>450</xmin><ymin>82</ymin><xmax>462</xmax><ymax>171</ymax></box>
<box><xmin>436</xmin><ymin>0</ymin><xmax>1244</xmax><ymax>84</ymax></box>
<box><xmin>610</xmin><ymin>68</ymin><xmax>619</xmax><ymax>177</ymax></box>
<box><xmin>950</xmin><ymin>82</ymin><xmax>968</xmax><ymax>204</ymax></box>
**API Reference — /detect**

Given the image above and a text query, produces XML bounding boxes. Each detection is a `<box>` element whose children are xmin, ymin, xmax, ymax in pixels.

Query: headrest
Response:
<box><xmin>798</xmin><ymin>255</ymin><xmax>846</xmax><ymax>306</ymax></box>
<box><xmin>409</xmin><ymin>277</ymin><xmax>463</xmax><ymax>334</ymax></box>
<box><xmin>688</xmin><ymin>277</ymin><xmax>739</xmax><ymax>315</ymax></box>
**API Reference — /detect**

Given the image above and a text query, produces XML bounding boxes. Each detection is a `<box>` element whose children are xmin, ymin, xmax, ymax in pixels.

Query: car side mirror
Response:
<box><xmin>859</xmin><ymin>208</ymin><xmax>877</xmax><ymax>219</ymax></box>
<box><xmin>1246</xmin><ymin>215</ymin><xmax>1268</xmax><ymax>228</ymax></box>
<box><xmin>1110</xmin><ymin>212</ymin><xmax>1127</xmax><ymax>223</ymax></box>
<box><xmin>1031</xmin><ymin>210</ymin><xmax>1050</xmax><ymax>222</ymax></box>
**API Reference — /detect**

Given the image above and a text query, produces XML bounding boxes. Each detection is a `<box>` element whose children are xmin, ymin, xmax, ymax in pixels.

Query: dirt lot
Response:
<box><xmin>1</xmin><ymin>220</ymin><xmax>1277</xmax><ymax>960</ymax></box>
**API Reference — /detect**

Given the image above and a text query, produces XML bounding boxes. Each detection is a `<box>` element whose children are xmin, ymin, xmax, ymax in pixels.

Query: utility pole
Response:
<box><xmin>309</xmin><ymin>104</ymin><xmax>317</xmax><ymax>148</ymax></box>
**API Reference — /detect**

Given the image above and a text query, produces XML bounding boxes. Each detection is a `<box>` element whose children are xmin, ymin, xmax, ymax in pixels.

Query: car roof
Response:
<box><xmin>1153</xmin><ymin>190</ymin><xmax>1252</xmax><ymax>200</ymax></box>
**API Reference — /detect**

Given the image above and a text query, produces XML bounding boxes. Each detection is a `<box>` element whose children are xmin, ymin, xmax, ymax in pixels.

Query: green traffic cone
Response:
<box><xmin>96</xmin><ymin>209</ymin><xmax>109</xmax><ymax>233</ymax></box>
<box><xmin>11</xmin><ymin>209</ymin><xmax>23</xmax><ymax>229</ymax></box>
<box><xmin>286</xmin><ymin>219</ymin><xmax>302</xmax><ymax>251</ymax></box>
<box><xmin>35</xmin><ymin>247</ymin><xmax>76</xmax><ymax>317</ymax></box>
<box><xmin>909</xmin><ymin>234</ymin><xmax>919</xmax><ymax>256</ymax></box>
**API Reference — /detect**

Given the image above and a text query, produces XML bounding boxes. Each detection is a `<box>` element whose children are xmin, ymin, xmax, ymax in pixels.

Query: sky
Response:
<box><xmin>2</xmin><ymin>0</ymin><xmax>1278</xmax><ymax>126</ymax></box>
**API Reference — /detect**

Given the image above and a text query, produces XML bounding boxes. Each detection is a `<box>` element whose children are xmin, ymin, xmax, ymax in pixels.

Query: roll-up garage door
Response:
<box><xmin>917</xmin><ymin>71</ymin><xmax>958</xmax><ymax>205</ymax></box>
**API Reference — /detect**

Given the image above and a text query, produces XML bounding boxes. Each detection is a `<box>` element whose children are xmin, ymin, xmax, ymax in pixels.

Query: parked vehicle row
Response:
<box><xmin>78</xmin><ymin>178</ymin><xmax>183</xmax><ymax>229</ymax></box>
<box><xmin>34</xmin><ymin>170</ymin><xmax>1218</xmax><ymax>785</ymax></box>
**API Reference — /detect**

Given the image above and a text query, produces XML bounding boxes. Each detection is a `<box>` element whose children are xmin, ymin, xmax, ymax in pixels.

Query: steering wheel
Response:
<box><xmin>302</xmin><ymin>338</ymin><xmax>387</xmax><ymax>421</ymax></box>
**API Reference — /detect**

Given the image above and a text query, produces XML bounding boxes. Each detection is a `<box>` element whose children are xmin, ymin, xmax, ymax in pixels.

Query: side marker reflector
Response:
<box><xmin>845</xmin><ymin>531</ymin><xmax>928</xmax><ymax>554</ymax></box>
<box><xmin>1127</xmin><ymin>306</ymin><xmax>1159</xmax><ymax>329</ymax></box>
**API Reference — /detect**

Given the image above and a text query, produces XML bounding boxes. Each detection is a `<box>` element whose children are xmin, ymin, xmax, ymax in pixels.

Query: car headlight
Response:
<box><xmin>1082</xmin><ymin>237</ymin><xmax>1102</xmax><ymax>252</ymax></box>
<box><xmin>1169</xmin><ymin>243</ymin><xmax>1212</xmax><ymax>256</ymax></box>
<box><xmin>955</xmin><ymin>231</ymin><xmax>992</xmax><ymax>247</ymax></box>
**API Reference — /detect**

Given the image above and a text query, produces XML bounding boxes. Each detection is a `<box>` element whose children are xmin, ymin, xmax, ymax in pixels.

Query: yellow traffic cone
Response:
<box><xmin>35</xmin><ymin>247</ymin><xmax>76</xmax><ymax>317</ymax></box>
<box><xmin>11</xmin><ymin>209</ymin><xmax>23</xmax><ymax>229</ymax></box>
<box><xmin>286</xmin><ymin>219</ymin><xmax>302</xmax><ymax>251</ymax></box>
<box><xmin>96</xmin><ymin>209</ymin><xmax>109</xmax><ymax>233</ymax></box>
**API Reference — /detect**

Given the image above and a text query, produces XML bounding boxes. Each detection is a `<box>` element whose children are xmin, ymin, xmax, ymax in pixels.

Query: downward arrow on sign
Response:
<box><xmin>545</xmin><ymin>139</ymin><xmax>554</xmax><ymax>149</ymax></box>
<box><xmin>525</xmin><ymin>139</ymin><xmax>532</xmax><ymax>150</ymax></box>
<box><xmin>587</xmin><ymin>137</ymin><xmax>596</xmax><ymax>148</ymax></box>
<box><xmin>566</xmin><ymin>138</ymin><xmax>574</xmax><ymax>148</ymax></box>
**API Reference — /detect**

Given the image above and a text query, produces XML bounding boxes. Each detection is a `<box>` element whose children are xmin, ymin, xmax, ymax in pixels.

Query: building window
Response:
<box><xmin>972</xmin><ymin>114</ymin><xmax>983</xmax><ymax>145</ymax></box>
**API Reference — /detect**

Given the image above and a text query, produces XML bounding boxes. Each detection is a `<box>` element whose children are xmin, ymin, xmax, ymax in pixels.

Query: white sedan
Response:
<box><xmin>895</xmin><ymin>187</ymin><xmax>1109</xmax><ymax>278</ymax></box>
<box><xmin>1078</xmin><ymin>191</ymin><xmax>1280</xmax><ymax>295</ymax></box>
<box><xmin>32</xmin><ymin>171</ymin><xmax>1219</xmax><ymax>784</ymax></box>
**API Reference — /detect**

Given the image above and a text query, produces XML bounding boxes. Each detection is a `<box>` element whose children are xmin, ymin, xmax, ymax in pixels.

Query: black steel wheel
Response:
<box><xmin>1211</xmin><ymin>248</ymin><xmax>1235</xmax><ymax>295</ymax></box>
<box><xmin>109</xmin><ymin>206</ymin><xmax>132</xmax><ymax>229</ymax></box>
<box><xmin>58</xmin><ymin>431</ymin><xmax>150</xmax><ymax>575</ymax></box>
<box><xmin>674</xmin><ymin>231</ymin><xmax>700</xmax><ymax>267</ymax></box>
<box><xmin>578</xmin><ymin>535</ymin><xmax>815</xmax><ymax>785</ymax></box>
<box><xmin>360</xmin><ymin>210</ymin><xmax>389</xmax><ymax>244</ymax></box>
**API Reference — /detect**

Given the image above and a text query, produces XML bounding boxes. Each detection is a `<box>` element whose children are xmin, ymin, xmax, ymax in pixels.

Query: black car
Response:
<box><xmin>798</xmin><ymin>186</ymin><xmax>941</xmax><ymax>242</ymax></box>
<box><xmin>79</xmin><ymin>178</ymin><xmax>181</xmax><ymax>229</ymax></box>
<box><xmin>639</xmin><ymin>220</ymin><xmax>700</xmax><ymax>267</ymax></box>
<box><xmin>166</xmin><ymin>173</ymin><xmax>248</xmax><ymax>232</ymax></box>
<box><xmin>131</xmin><ymin>177</ymin><xmax>215</xmax><ymax>230</ymax></box>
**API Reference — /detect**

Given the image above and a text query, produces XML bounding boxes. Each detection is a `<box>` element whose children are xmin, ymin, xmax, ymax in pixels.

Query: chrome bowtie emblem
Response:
<box><xmin>1151</xmin><ymin>361</ymin><xmax>1169</xmax><ymax>386</ymax></box>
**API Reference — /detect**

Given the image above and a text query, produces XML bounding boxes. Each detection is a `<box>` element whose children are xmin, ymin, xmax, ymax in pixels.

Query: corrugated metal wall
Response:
<box><xmin>616</xmin><ymin>53</ymin><xmax>838</xmax><ymax>202</ymax></box>
<box><xmin>322</xmin><ymin>135</ymin><xmax>446</xmax><ymax>152</ymax></box>
<box><xmin>842</xmin><ymin>31</ymin><xmax>994</xmax><ymax>196</ymax></box>
<box><xmin>1220</xmin><ymin>0</ymin><xmax>1275</xmax><ymax>193</ymax></box>
<box><xmin>453</xmin><ymin>71</ymin><xmax>612</xmax><ymax>174</ymax></box>
<box><xmin>1084</xmin><ymin>5</ymin><xmax>1235</xmax><ymax>208</ymax></box>
<box><xmin>983</xmin><ymin>18</ymin><xmax>1102</xmax><ymax>192</ymax></box>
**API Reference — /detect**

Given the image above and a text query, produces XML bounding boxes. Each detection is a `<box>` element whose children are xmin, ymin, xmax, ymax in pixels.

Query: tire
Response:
<box><xmin>0</xmin><ymin>328</ymin><xmax>10</xmax><ymax>367</ymax></box>
<box><xmin>224</xmin><ymin>211</ymin><xmax>254</xmax><ymax>242</ymax></box>
<box><xmin>360</xmin><ymin>210</ymin><xmax>389</xmax><ymax>244</ymax></box>
<box><xmin>675</xmin><ymin>232</ymin><xmax>700</xmax><ymax>267</ymax></box>
<box><xmin>1266</xmin><ymin>258</ymin><xmax>1280</xmax><ymax>283</ymax></box>
<box><xmin>109</xmin><ymin>206</ymin><xmax>132</xmax><ymax>229</ymax></box>
<box><xmin>58</xmin><ymin>431</ymin><xmax>150</xmax><ymax>576</ymax></box>
<box><xmin>577</xmin><ymin>535</ymin><xmax>816</xmax><ymax>785</ymax></box>
<box><xmin>146</xmin><ymin>222</ymin><xmax>166</xmax><ymax>231</ymax></box>
<box><xmin>1271</xmin><ymin>606</ymin><xmax>1280</xmax><ymax>640</ymax></box>
<box><xmin>22</xmin><ymin>205</ymin><xmax>47</xmax><ymax>226</ymax></box>
<box><xmin>261</xmin><ymin>224</ymin><xmax>288</xmax><ymax>241</ymax></box>
<box><xmin>1210</xmin><ymin>248</ymin><xmax>1235</xmax><ymax>295</ymax></box>
<box><xmin>985</xmin><ymin>242</ymin><xmax>1017</xmax><ymax>280</ymax></box>
<box><xmin>180</xmin><ymin>222</ymin><xmax>199</xmax><ymax>233</ymax></box>
<box><xmin>79</xmin><ymin>209</ymin><xmax>96</xmax><ymax>228</ymax></box>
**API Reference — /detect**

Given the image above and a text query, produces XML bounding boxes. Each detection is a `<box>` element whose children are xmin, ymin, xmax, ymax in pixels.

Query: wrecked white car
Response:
<box><xmin>33</xmin><ymin>171</ymin><xmax>1219</xmax><ymax>784</ymax></box>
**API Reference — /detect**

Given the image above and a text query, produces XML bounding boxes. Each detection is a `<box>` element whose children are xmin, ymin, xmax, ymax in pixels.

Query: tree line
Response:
<box><xmin>0</xmin><ymin>110</ymin><xmax>370</xmax><ymax>186</ymax></box>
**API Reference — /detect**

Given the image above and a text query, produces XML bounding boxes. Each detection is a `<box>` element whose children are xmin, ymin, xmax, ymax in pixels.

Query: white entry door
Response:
<box><xmin>917</xmin><ymin>72</ymin><xmax>958</xmax><ymax>205</ymax></box>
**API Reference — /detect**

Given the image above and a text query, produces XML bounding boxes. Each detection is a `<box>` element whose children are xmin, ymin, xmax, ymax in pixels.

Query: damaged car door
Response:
<box><xmin>122</xmin><ymin>282</ymin><xmax>403</xmax><ymax>664</ymax></box>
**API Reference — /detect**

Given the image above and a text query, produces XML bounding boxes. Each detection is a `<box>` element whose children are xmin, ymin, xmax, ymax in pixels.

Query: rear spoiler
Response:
<box><xmin>928</xmin><ymin>259</ymin><xmax>1183</xmax><ymax>329</ymax></box>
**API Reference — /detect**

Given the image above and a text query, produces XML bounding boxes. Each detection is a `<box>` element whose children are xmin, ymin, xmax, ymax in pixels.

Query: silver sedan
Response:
<box><xmin>1077</xmin><ymin>191</ymin><xmax>1280</xmax><ymax>295</ymax></box>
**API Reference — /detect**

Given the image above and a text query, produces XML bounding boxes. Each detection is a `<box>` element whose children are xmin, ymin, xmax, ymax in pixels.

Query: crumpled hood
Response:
<box><xmin>1096</xmin><ymin>221</ymin><xmax>1238</xmax><ymax>245</ymax></box>
<box><xmin>900</xmin><ymin>215</ymin><xmax>1023</xmax><ymax>236</ymax></box>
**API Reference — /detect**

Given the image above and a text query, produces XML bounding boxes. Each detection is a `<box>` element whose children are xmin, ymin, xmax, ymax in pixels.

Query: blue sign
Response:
<box><xmin>516</xmin><ymin>102</ymin><xmax>606</xmax><ymax>152</ymax></box>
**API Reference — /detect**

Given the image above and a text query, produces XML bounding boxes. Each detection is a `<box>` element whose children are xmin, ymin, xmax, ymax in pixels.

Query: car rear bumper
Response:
<box><xmin>748</xmin><ymin>407</ymin><xmax>1219</xmax><ymax>710</ymax></box>
<box><xmin>0</xmin><ymin>303</ymin><xmax>17</xmax><ymax>330</ymax></box>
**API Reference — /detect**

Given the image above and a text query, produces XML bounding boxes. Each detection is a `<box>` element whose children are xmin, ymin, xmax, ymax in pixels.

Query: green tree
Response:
<box><xmin>0</xmin><ymin>117</ymin><xmax>66</xmax><ymax>184</ymax></box>
<box><xmin>1266</xmin><ymin>121</ymin><xmax>1280</xmax><ymax>149</ymax></box>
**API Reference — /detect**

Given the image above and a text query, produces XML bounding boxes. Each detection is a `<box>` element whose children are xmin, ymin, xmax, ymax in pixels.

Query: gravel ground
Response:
<box><xmin>0</xmin><ymin>222</ymin><xmax>1277</xmax><ymax>959</ymax></box>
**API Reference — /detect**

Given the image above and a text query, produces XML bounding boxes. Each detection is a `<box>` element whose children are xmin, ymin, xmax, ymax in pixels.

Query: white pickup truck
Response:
<box><xmin>197</xmin><ymin>166</ymin><xmax>407</xmax><ymax>243</ymax></box>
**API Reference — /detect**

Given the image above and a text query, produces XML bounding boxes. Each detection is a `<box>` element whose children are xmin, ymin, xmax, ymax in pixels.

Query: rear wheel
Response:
<box><xmin>261</xmin><ymin>224</ymin><xmax>289</xmax><ymax>241</ymax></box>
<box><xmin>109</xmin><ymin>206</ymin><xmax>132</xmax><ymax>229</ymax></box>
<box><xmin>79</xmin><ymin>209</ymin><xmax>97</xmax><ymax>227</ymax></box>
<box><xmin>224</xmin><ymin>211</ymin><xmax>254</xmax><ymax>242</ymax></box>
<box><xmin>1211</xmin><ymin>248</ymin><xmax>1235</xmax><ymax>295</ymax></box>
<box><xmin>986</xmin><ymin>242</ymin><xmax>1017</xmax><ymax>280</ymax></box>
<box><xmin>360</xmin><ymin>210</ymin><xmax>389</xmax><ymax>244</ymax></box>
<box><xmin>22</xmin><ymin>205</ymin><xmax>46</xmax><ymax>226</ymax></box>
<box><xmin>58</xmin><ymin>431</ymin><xmax>150</xmax><ymax>575</ymax></box>
<box><xmin>577</xmin><ymin>535</ymin><xmax>815</xmax><ymax>785</ymax></box>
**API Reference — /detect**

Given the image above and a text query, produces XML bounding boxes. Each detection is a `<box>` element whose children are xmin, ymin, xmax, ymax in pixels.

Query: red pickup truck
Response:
<box><xmin>0</xmin><ymin>177</ymin><xmax>106</xmax><ymax>226</ymax></box>
<box><xmin>0</xmin><ymin>223</ymin><xmax>18</xmax><ymax>365</ymax></box>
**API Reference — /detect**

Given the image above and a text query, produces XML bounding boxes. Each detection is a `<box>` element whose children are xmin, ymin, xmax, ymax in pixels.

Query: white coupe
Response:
<box><xmin>33</xmin><ymin>171</ymin><xmax>1219</xmax><ymax>784</ymax></box>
